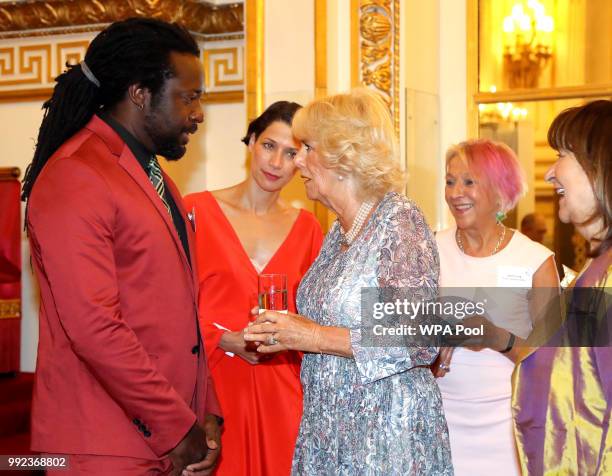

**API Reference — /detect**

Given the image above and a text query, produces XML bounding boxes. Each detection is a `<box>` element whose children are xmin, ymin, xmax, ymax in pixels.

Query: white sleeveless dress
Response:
<box><xmin>435</xmin><ymin>227</ymin><xmax>553</xmax><ymax>476</ymax></box>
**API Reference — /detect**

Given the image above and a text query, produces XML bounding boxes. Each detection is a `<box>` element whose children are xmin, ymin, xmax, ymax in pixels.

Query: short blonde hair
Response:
<box><xmin>292</xmin><ymin>88</ymin><xmax>405</xmax><ymax>199</ymax></box>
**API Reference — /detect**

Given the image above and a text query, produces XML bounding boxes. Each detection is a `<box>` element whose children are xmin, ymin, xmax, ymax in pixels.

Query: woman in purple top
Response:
<box><xmin>511</xmin><ymin>100</ymin><xmax>612</xmax><ymax>475</ymax></box>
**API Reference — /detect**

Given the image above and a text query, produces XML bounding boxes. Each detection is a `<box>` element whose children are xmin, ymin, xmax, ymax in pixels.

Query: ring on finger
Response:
<box><xmin>268</xmin><ymin>334</ymin><xmax>278</xmax><ymax>346</ymax></box>
<box><xmin>439</xmin><ymin>362</ymin><xmax>450</xmax><ymax>371</ymax></box>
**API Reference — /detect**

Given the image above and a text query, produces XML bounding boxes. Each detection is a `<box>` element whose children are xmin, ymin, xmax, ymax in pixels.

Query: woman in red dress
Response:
<box><xmin>184</xmin><ymin>101</ymin><xmax>323</xmax><ymax>476</ymax></box>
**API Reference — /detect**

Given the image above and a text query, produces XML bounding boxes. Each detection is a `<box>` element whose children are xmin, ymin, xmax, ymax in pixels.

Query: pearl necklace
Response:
<box><xmin>456</xmin><ymin>224</ymin><xmax>506</xmax><ymax>256</ymax></box>
<box><xmin>340</xmin><ymin>200</ymin><xmax>375</xmax><ymax>246</ymax></box>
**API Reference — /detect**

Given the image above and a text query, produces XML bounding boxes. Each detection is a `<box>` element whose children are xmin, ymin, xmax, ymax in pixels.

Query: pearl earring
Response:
<box><xmin>338</xmin><ymin>175</ymin><xmax>344</xmax><ymax>181</ymax></box>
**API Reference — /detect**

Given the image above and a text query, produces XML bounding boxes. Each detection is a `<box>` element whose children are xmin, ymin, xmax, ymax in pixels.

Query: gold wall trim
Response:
<box><xmin>0</xmin><ymin>0</ymin><xmax>243</xmax><ymax>37</ymax></box>
<box><xmin>0</xmin><ymin>299</ymin><xmax>20</xmax><ymax>319</ymax></box>
<box><xmin>0</xmin><ymin>167</ymin><xmax>20</xmax><ymax>180</ymax></box>
<box><xmin>56</xmin><ymin>41</ymin><xmax>89</xmax><ymax>79</ymax></box>
<box><xmin>475</xmin><ymin>84</ymin><xmax>612</xmax><ymax>104</ymax></box>
<box><xmin>203</xmin><ymin>44</ymin><xmax>244</xmax><ymax>92</ymax></box>
<box><xmin>466</xmin><ymin>0</ymin><xmax>479</xmax><ymax>138</ymax></box>
<box><xmin>350</xmin><ymin>0</ymin><xmax>360</xmax><ymax>89</ymax></box>
<box><xmin>205</xmin><ymin>47</ymin><xmax>243</xmax><ymax>88</ymax></box>
<box><xmin>314</xmin><ymin>0</ymin><xmax>327</xmax><ymax>100</ymax></box>
<box><xmin>0</xmin><ymin>25</ymin><xmax>107</xmax><ymax>40</ymax></box>
<box><xmin>0</xmin><ymin>39</ymin><xmax>86</xmax><ymax>92</ymax></box>
<box><xmin>0</xmin><ymin>28</ymin><xmax>244</xmax><ymax>42</ymax></box>
<box><xmin>392</xmin><ymin>0</ymin><xmax>399</xmax><ymax>138</ymax></box>
<box><xmin>0</xmin><ymin>44</ymin><xmax>52</xmax><ymax>87</ymax></box>
<box><xmin>350</xmin><ymin>0</ymin><xmax>400</xmax><ymax>137</ymax></box>
<box><xmin>202</xmin><ymin>33</ymin><xmax>245</xmax><ymax>43</ymax></box>
<box><xmin>0</xmin><ymin>37</ymin><xmax>243</xmax><ymax>103</ymax></box>
<box><xmin>314</xmin><ymin>0</ymin><xmax>329</xmax><ymax>230</ymax></box>
<box><xmin>203</xmin><ymin>90</ymin><xmax>244</xmax><ymax>104</ymax></box>
<box><xmin>245</xmin><ymin>0</ymin><xmax>264</xmax><ymax>122</ymax></box>
<box><xmin>0</xmin><ymin>87</ymin><xmax>52</xmax><ymax>102</ymax></box>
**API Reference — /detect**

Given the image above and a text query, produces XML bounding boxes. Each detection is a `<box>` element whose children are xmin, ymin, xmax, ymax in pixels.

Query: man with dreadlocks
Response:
<box><xmin>22</xmin><ymin>18</ymin><xmax>222</xmax><ymax>475</ymax></box>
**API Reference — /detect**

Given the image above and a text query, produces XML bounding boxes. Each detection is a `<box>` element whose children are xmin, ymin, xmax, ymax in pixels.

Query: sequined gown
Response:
<box><xmin>292</xmin><ymin>192</ymin><xmax>453</xmax><ymax>476</ymax></box>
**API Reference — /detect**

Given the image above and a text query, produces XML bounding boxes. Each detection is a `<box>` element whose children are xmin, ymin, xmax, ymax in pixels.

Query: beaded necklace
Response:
<box><xmin>340</xmin><ymin>200</ymin><xmax>375</xmax><ymax>246</ymax></box>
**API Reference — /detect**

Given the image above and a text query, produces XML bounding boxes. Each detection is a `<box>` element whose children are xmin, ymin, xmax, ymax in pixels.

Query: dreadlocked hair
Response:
<box><xmin>21</xmin><ymin>17</ymin><xmax>199</xmax><ymax>202</ymax></box>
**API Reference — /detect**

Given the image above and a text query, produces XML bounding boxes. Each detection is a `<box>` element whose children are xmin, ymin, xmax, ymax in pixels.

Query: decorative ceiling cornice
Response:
<box><xmin>0</xmin><ymin>0</ymin><xmax>244</xmax><ymax>38</ymax></box>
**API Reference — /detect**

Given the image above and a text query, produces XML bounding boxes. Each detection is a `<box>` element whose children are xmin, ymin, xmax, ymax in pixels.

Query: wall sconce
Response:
<box><xmin>503</xmin><ymin>0</ymin><xmax>553</xmax><ymax>89</ymax></box>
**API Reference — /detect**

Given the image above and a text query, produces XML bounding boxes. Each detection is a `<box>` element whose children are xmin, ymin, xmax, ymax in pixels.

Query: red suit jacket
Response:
<box><xmin>27</xmin><ymin>115</ymin><xmax>221</xmax><ymax>459</ymax></box>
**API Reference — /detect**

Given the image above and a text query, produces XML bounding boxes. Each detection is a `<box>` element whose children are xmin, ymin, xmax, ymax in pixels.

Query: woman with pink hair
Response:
<box><xmin>432</xmin><ymin>139</ymin><xmax>559</xmax><ymax>475</ymax></box>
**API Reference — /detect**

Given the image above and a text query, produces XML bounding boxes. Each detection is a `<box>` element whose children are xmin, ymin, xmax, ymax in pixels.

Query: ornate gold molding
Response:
<box><xmin>0</xmin><ymin>0</ymin><xmax>243</xmax><ymax>37</ymax></box>
<box><xmin>0</xmin><ymin>299</ymin><xmax>20</xmax><ymax>319</ymax></box>
<box><xmin>351</xmin><ymin>0</ymin><xmax>400</xmax><ymax>137</ymax></box>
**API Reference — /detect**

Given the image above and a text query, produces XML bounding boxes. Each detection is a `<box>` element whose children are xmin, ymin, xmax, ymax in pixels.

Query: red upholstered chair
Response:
<box><xmin>0</xmin><ymin>167</ymin><xmax>21</xmax><ymax>374</ymax></box>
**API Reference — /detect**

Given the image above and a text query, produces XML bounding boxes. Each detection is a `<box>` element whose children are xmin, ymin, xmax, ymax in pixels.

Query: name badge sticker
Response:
<box><xmin>497</xmin><ymin>266</ymin><xmax>532</xmax><ymax>287</ymax></box>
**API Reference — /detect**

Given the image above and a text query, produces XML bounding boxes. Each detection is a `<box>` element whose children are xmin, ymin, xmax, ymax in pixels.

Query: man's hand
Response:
<box><xmin>182</xmin><ymin>414</ymin><xmax>222</xmax><ymax>476</ymax></box>
<box><xmin>168</xmin><ymin>422</ymin><xmax>207</xmax><ymax>476</ymax></box>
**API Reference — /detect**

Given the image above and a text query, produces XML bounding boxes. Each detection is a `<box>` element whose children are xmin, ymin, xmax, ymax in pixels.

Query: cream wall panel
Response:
<box><xmin>327</xmin><ymin>0</ymin><xmax>352</xmax><ymax>94</ymax></box>
<box><xmin>264</xmin><ymin>0</ymin><xmax>315</xmax><ymax>104</ymax></box>
<box><xmin>402</xmin><ymin>0</ymin><xmax>467</xmax><ymax>230</ymax></box>
<box><xmin>403</xmin><ymin>0</ymin><xmax>440</xmax><ymax>228</ymax></box>
<box><xmin>404</xmin><ymin>1</ymin><xmax>438</xmax><ymax>94</ymax></box>
<box><xmin>263</xmin><ymin>0</ymin><xmax>316</xmax><ymax>213</ymax></box>
<box><xmin>438</xmin><ymin>0</ymin><xmax>467</xmax><ymax>229</ymax></box>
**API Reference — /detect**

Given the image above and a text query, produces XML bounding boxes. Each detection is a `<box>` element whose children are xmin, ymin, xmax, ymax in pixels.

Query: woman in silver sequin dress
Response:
<box><xmin>244</xmin><ymin>89</ymin><xmax>453</xmax><ymax>476</ymax></box>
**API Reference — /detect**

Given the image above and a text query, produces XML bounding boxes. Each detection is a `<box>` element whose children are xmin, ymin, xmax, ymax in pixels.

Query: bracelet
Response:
<box><xmin>499</xmin><ymin>332</ymin><xmax>516</xmax><ymax>354</ymax></box>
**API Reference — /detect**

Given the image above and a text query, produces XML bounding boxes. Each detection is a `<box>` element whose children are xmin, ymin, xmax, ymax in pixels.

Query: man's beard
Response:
<box><xmin>144</xmin><ymin>113</ymin><xmax>186</xmax><ymax>161</ymax></box>
<box><xmin>152</xmin><ymin>138</ymin><xmax>185</xmax><ymax>161</ymax></box>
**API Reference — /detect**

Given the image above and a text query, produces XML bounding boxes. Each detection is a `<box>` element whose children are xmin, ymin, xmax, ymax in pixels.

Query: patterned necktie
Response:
<box><xmin>147</xmin><ymin>156</ymin><xmax>171</xmax><ymax>216</ymax></box>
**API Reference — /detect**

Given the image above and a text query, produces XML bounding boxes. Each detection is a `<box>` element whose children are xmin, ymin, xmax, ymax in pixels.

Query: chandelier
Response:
<box><xmin>503</xmin><ymin>0</ymin><xmax>554</xmax><ymax>89</ymax></box>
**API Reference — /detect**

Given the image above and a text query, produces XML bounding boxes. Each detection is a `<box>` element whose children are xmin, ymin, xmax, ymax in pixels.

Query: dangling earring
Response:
<box><xmin>495</xmin><ymin>210</ymin><xmax>506</xmax><ymax>223</ymax></box>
